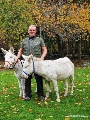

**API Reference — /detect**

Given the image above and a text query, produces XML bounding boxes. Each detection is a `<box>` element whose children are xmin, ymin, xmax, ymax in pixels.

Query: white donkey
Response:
<box><xmin>22</xmin><ymin>54</ymin><xmax>74</xmax><ymax>102</ymax></box>
<box><xmin>1</xmin><ymin>47</ymin><xmax>25</xmax><ymax>98</ymax></box>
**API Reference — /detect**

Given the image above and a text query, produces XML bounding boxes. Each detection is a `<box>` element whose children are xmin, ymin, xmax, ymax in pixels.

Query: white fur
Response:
<box><xmin>22</xmin><ymin>54</ymin><xmax>74</xmax><ymax>102</ymax></box>
<box><xmin>1</xmin><ymin>47</ymin><xmax>25</xmax><ymax>98</ymax></box>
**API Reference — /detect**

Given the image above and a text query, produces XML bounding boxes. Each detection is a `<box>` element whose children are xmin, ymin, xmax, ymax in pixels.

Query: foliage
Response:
<box><xmin>31</xmin><ymin>0</ymin><xmax>90</xmax><ymax>60</ymax></box>
<box><xmin>0</xmin><ymin>0</ymin><xmax>33</xmax><ymax>48</ymax></box>
<box><xmin>0</xmin><ymin>0</ymin><xmax>90</xmax><ymax>49</ymax></box>
<box><xmin>32</xmin><ymin>0</ymin><xmax>90</xmax><ymax>37</ymax></box>
<box><xmin>0</xmin><ymin>67</ymin><xmax>90</xmax><ymax>120</ymax></box>
<box><xmin>73</xmin><ymin>0</ymin><xmax>90</xmax><ymax>3</ymax></box>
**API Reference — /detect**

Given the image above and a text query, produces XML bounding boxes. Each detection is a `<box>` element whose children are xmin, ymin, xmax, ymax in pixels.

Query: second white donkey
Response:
<box><xmin>22</xmin><ymin>54</ymin><xmax>74</xmax><ymax>102</ymax></box>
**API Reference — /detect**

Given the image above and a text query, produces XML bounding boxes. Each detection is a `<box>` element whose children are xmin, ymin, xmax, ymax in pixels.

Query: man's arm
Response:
<box><xmin>41</xmin><ymin>46</ymin><xmax>47</xmax><ymax>60</ymax></box>
<box><xmin>17</xmin><ymin>48</ymin><xmax>23</xmax><ymax>59</ymax></box>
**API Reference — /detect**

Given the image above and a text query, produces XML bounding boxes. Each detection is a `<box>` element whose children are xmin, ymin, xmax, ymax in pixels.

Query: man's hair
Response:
<box><xmin>29</xmin><ymin>25</ymin><xmax>36</xmax><ymax>29</ymax></box>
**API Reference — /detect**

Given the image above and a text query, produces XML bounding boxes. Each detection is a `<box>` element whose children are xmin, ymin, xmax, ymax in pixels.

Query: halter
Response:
<box><xmin>22</xmin><ymin>59</ymin><xmax>35</xmax><ymax>77</ymax></box>
<box><xmin>22</xmin><ymin>70</ymin><xmax>30</xmax><ymax>77</ymax></box>
<box><xmin>5</xmin><ymin>60</ymin><xmax>18</xmax><ymax>69</ymax></box>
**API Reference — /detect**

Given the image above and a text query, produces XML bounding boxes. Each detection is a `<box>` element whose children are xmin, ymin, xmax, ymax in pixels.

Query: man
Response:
<box><xmin>17</xmin><ymin>25</ymin><xmax>47</xmax><ymax>101</ymax></box>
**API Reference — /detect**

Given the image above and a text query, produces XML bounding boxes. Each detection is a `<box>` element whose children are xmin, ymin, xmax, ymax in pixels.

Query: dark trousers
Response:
<box><xmin>25</xmin><ymin>74</ymin><xmax>44</xmax><ymax>97</ymax></box>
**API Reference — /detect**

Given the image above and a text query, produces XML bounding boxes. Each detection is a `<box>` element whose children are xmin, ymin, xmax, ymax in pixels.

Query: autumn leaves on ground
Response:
<box><xmin>0</xmin><ymin>67</ymin><xmax>90</xmax><ymax>120</ymax></box>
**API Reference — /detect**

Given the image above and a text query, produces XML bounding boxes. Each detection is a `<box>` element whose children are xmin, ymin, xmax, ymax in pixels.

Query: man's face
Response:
<box><xmin>28</xmin><ymin>26</ymin><xmax>36</xmax><ymax>37</ymax></box>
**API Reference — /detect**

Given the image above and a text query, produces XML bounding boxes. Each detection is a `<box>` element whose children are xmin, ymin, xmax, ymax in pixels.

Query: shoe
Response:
<box><xmin>38</xmin><ymin>96</ymin><xmax>45</xmax><ymax>101</ymax></box>
<box><xmin>24</xmin><ymin>96</ymin><xmax>31</xmax><ymax>101</ymax></box>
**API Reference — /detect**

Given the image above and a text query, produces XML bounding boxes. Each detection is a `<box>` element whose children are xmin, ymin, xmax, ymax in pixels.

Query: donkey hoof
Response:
<box><xmin>56</xmin><ymin>99</ymin><xmax>60</xmax><ymax>102</ymax></box>
<box><xmin>19</xmin><ymin>95</ymin><xmax>23</xmax><ymax>99</ymax></box>
<box><xmin>23</xmin><ymin>96</ymin><xmax>25</xmax><ymax>98</ymax></box>
<box><xmin>70</xmin><ymin>93</ymin><xmax>73</xmax><ymax>96</ymax></box>
<box><xmin>19</xmin><ymin>95</ymin><xmax>22</xmax><ymax>97</ymax></box>
<box><xmin>45</xmin><ymin>97</ymin><xmax>48</xmax><ymax>100</ymax></box>
<box><xmin>64</xmin><ymin>94</ymin><xmax>67</xmax><ymax>97</ymax></box>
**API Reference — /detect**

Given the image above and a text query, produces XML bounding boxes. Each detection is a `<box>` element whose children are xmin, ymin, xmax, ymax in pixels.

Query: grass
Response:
<box><xmin>0</xmin><ymin>67</ymin><xmax>90</xmax><ymax>120</ymax></box>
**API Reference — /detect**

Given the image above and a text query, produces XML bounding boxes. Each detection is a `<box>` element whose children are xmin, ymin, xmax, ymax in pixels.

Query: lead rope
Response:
<box><xmin>32</xmin><ymin>59</ymin><xmax>35</xmax><ymax>73</ymax></box>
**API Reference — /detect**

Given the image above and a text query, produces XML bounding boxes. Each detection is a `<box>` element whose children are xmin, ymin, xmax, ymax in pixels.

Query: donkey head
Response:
<box><xmin>1</xmin><ymin>47</ymin><xmax>16</xmax><ymax>69</ymax></box>
<box><xmin>22</xmin><ymin>54</ymin><xmax>34</xmax><ymax>78</ymax></box>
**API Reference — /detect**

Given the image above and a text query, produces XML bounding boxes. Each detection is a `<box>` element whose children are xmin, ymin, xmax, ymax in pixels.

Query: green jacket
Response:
<box><xmin>21</xmin><ymin>36</ymin><xmax>45</xmax><ymax>57</ymax></box>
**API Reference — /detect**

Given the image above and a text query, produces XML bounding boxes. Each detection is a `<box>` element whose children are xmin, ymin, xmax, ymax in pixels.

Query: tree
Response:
<box><xmin>30</xmin><ymin>0</ymin><xmax>90</xmax><ymax>61</ymax></box>
<box><xmin>0</xmin><ymin>0</ymin><xmax>90</xmax><ymax>60</ymax></box>
<box><xmin>0</xmin><ymin>0</ymin><xmax>33</xmax><ymax>48</ymax></box>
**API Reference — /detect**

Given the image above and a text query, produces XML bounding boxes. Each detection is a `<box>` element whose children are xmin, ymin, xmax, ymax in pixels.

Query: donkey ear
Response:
<box><xmin>22</xmin><ymin>54</ymin><xmax>29</xmax><ymax>60</ymax></box>
<box><xmin>30</xmin><ymin>54</ymin><xmax>33</xmax><ymax>59</ymax></box>
<box><xmin>28</xmin><ymin>54</ymin><xmax>33</xmax><ymax>62</ymax></box>
<box><xmin>1</xmin><ymin>48</ymin><xmax>8</xmax><ymax>55</ymax></box>
<box><xmin>9</xmin><ymin>46</ymin><xmax>14</xmax><ymax>53</ymax></box>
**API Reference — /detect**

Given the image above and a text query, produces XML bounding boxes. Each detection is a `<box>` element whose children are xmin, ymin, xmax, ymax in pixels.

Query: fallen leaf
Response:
<box><xmin>35</xmin><ymin>118</ymin><xmax>42</xmax><ymax>120</ymax></box>
<box><xmin>75</xmin><ymin>102</ymin><xmax>82</xmax><ymax>105</ymax></box>
<box><xmin>37</xmin><ymin>102</ymin><xmax>42</xmax><ymax>106</ymax></box>
<box><xmin>49</xmin><ymin>116</ymin><xmax>53</xmax><ymax>118</ymax></box>
<box><xmin>44</xmin><ymin>101</ymin><xmax>49</xmax><ymax>107</ymax></box>
<box><xmin>28</xmin><ymin>109</ymin><xmax>32</xmax><ymax>112</ymax></box>
<box><xmin>65</xmin><ymin>116</ymin><xmax>70</xmax><ymax>120</ymax></box>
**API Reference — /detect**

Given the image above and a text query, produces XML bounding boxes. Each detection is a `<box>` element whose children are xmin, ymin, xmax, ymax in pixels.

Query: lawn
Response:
<box><xmin>0</xmin><ymin>67</ymin><xmax>90</xmax><ymax>120</ymax></box>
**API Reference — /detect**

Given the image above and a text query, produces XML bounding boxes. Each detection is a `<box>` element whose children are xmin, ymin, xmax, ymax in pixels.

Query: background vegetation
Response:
<box><xmin>0</xmin><ymin>0</ymin><xmax>90</xmax><ymax>49</ymax></box>
<box><xmin>0</xmin><ymin>67</ymin><xmax>90</xmax><ymax>120</ymax></box>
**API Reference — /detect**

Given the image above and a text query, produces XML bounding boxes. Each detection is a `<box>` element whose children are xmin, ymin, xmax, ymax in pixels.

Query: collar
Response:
<box><xmin>29</xmin><ymin>36</ymin><xmax>36</xmax><ymax>40</ymax></box>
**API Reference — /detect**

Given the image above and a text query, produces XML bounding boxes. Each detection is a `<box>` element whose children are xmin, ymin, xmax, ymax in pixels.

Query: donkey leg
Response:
<box><xmin>52</xmin><ymin>80</ymin><xmax>60</xmax><ymax>102</ymax></box>
<box><xmin>48</xmin><ymin>81</ymin><xmax>51</xmax><ymax>92</ymax></box>
<box><xmin>35</xmin><ymin>87</ymin><xmax>37</xmax><ymax>93</ymax></box>
<box><xmin>21</xmin><ymin>79</ymin><xmax>25</xmax><ymax>98</ymax></box>
<box><xmin>45</xmin><ymin>81</ymin><xmax>50</xmax><ymax>100</ymax></box>
<box><xmin>18</xmin><ymin>79</ymin><xmax>23</xmax><ymax>97</ymax></box>
<box><xmin>70</xmin><ymin>75</ymin><xmax>74</xmax><ymax>95</ymax></box>
<box><xmin>64</xmin><ymin>79</ymin><xmax>68</xmax><ymax>97</ymax></box>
